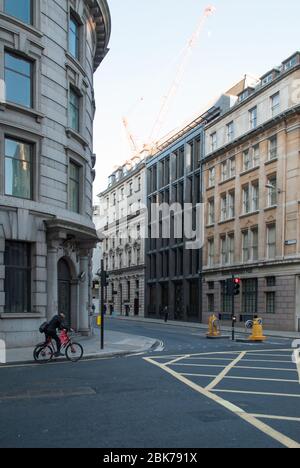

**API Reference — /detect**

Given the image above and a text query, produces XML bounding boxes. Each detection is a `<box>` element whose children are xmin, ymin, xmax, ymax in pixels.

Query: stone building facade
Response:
<box><xmin>0</xmin><ymin>0</ymin><xmax>111</xmax><ymax>347</ymax></box>
<box><xmin>202</xmin><ymin>52</ymin><xmax>300</xmax><ymax>332</ymax></box>
<box><xmin>97</xmin><ymin>160</ymin><xmax>146</xmax><ymax>317</ymax></box>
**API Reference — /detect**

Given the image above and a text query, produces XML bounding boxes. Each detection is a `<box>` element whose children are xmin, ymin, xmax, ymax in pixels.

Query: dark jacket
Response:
<box><xmin>46</xmin><ymin>315</ymin><xmax>68</xmax><ymax>333</ymax></box>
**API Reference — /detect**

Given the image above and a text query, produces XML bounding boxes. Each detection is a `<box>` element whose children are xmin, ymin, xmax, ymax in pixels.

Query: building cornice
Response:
<box><xmin>205</xmin><ymin>63</ymin><xmax>300</xmax><ymax>131</ymax></box>
<box><xmin>86</xmin><ymin>0</ymin><xmax>111</xmax><ymax>71</ymax></box>
<box><xmin>98</xmin><ymin>163</ymin><xmax>145</xmax><ymax>198</ymax></box>
<box><xmin>203</xmin><ymin>104</ymin><xmax>300</xmax><ymax>163</ymax></box>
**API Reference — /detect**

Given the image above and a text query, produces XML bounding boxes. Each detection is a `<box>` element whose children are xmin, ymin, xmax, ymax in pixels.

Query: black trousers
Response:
<box><xmin>46</xmin><ymin>330</ymin><xmax>61</xmax><ymax>353</ymax></box>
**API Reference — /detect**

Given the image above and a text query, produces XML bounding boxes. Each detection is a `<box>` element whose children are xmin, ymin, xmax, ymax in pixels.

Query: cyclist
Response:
<box><xmin>45</xmin><ymin>313</ymin><xmax>69</xmax><ymax>357</ymax></box>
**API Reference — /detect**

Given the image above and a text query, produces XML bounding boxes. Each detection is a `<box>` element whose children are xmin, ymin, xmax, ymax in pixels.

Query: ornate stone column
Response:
<box><xmin>78</xmin><ymin>250</ymin><xmax>90</xmax><ymax>335</ymax></box>
<box><xmin>47</xmin><ymin>241</ymin><xmax>59</xmax><ymax>321</ymax></box>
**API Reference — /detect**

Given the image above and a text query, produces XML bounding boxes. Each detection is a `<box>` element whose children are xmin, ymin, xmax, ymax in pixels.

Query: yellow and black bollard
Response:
<box><xmin>249</xmin><ymin>317</ymin><xmax>266</xmax><ymax>342</ymax></box>
<box><xmin>206</xmin><ymin>314</ymin><xmax>230</xmax><ymax>339</ymax></box>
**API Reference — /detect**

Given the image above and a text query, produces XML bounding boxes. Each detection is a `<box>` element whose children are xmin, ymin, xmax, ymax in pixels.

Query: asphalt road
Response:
<box><xmin>0</xmin><ymin>318</ymin><xmax>298</xmax><ymax>449</ymax></box>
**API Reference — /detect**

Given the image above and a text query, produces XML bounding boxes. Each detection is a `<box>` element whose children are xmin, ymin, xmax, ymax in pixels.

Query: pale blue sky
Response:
<box><xmin>93</xmin><ymin>0</ymin><xmax>300</xmax><ymax>196</ymax></box>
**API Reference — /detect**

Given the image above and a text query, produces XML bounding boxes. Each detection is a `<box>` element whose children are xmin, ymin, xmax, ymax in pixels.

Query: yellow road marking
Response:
<box><xmin>247</xmin><ymin>351</ymin><xmax>291</xmax><ymax>357</ymax></box>
<box><xmin>185</xmin><ymin>357</ymin><xmax>235</xmax><ymax>362</ymax></box>
<box><xmin>165</xmin><ymin>355</ymin><xmax>191</xmax><ymax>366</ymax></box>
<box><xmin>172</xmin><ymin>363</ymin><xmax>227</xmax><ymax>368</ymax></box>
<box><xmin>213</xmin><ymin>389</ymin><xmax>300</xmax><ymax>398</ymax></box>
<box><xmin>235</xmin><ymin>365</ymin><xmax>297</xmax><ymax>373</ymax></box>
<box><xmin>181</xmin><ymin>373</ymin><xmax>298</xmax><ymax>383</ymax></box>
<box><xmin>206</xmin><ymin>352</ymin><xmax>247</xmax><ymax>391</ymax></box>
<box><xmin>144</xmin><ymin>356</ymin><xmax>300</xmax><ymax>449</ymax></box>
<box><xmin>251</xmin><ymin>414</ymin><xmax>300</xmax><ymax>423</ymax></box>
<box><xmin>242</xmin><ymin>359</ymin><xmax>295</xmax><ymax>364</ymax></box>
<box><xmin>149</xmin><ymin>349</ymin><xmax>292</xmax><ymax>360</ymax></box>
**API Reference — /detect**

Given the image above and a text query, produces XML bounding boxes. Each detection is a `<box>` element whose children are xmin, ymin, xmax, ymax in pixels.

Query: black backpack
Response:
<box><xmin>39</xmin><ymin>322</ymin><xmax>49</xmax><ymax>334</ymax></box>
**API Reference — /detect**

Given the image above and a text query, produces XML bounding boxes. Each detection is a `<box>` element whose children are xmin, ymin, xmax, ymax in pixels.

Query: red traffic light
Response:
<box><xmin>234</xmin><ymin>278</ymin><xmax>241</xmax><ymax>284</ymax></box>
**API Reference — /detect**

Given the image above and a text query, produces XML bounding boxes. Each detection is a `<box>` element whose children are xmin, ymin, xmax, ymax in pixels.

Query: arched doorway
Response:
<box><xmin>57</xmin><ymin>258</ymin><xmax>71</xmax><ymax>326</ymax></box>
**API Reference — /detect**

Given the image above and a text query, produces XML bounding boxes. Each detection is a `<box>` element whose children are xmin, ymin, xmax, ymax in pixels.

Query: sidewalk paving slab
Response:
<box><xmin>0</xmin><ymin>329</ymin><xmax>159</xmax><ymax>366</ymax></box>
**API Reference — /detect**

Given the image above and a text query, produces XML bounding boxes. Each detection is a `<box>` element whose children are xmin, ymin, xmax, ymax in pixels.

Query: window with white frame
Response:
<box><xmin>221</xmin><ymin>157</ymin><xmax>235</xmax><ymax>182</ymax></box>
<box><xmin>208</xmin><ymin>167</ymin><xmax>215</xmax><ymax>188</ymax></box>
<box><xmin>253</xmin><ymin>144</ymin><xmax>260</xmax><ymax>167</ymax></box>
<box><xmin>221</xmin><ymin>234</ymin><xmax>235</xmax><ymax>265</ymax></box>
<box><xmin>242</xmin><ymin>182</ymin><xmax>259</xmax><ymax>214</ymax></box>
<box><xmin>252</xmin><ymin>183</ymin><xmax>259</xmax><ymax>211</ymax></box>
<box><xmin>267</xmin><ymin>175</ymin><xmax>277</xmax><ymax>207</ymax></box>
<box><xmin>262</xmin><ymin>73</ymin><xmax>273</xmax><ymax>86</ymax></box>
<box><xmin>252</xmin><ymin>227</ymin><xmax>258</xmax><ymax>261</ymax></box>
<box><xmin>242</xmin><ymin>185</ymin><xmax>250</xmax><ymax>214</ymax></box>
<box><xmin>242</xmin><ymin>231</ymin><xmax>250</xmax><ymax>262</ymax></box>
<box><xmin>227</xmin><ymin>122</ymin><xmax>234</xmax><ymax>142</ymax></box>
<box><xmin>243</xmin><ymin>150</ymin><xmax>251</xmax><ymax>171</ymax></box>
<box><xmin>267</xmin><ymin>224</ymin><xmax>276</xmax><ymax>259</ymax></box>
<box><xmin>243</xmin><ymin>228</ymin><xmax>258</xmax><ymax>263</ymax></box>
<box><xmin>220</xmin><ymin>195</ymin><xmax>227</xmax><ymax>222</ymax></box>
<box><xmin>228</xmin><ymin>234</ymin><xmax>235</xmax><ymax>264</ymax></box>
<box><xmin>228</xmin><ymin>191</ymin><xmax>235</xmax><ymax>219</ymax></box>
<box><xmin>211</xmin><ymin>132</ymin><xmax>217</xmax><ymax>152</ymax></box>
<box><xmin>243</xmin><ymin>146</ymin><xmax>260</xmax><ymax>172</ymax></box>
<box><xmin>208</xmin><ymin>239</ymin><xmax>215</xmax><ymax>267</ymax></box>
<box><xmin>249</xmin><ymin>107</ymin><xmax>257</xmax><ymax>130</ymax></box>
<box><xmin>283</xmin><ymin>56</ymin><xmax>297</xmax><ymax>71</ymax></box>
<box><xmin>221</xmin><ymin>237</ymin><xmax>227</xmax><ymax>265</ymax></box>
<box><xmin>208</xmin><ymin>198</ymin><xmax>215</xmax><ymax>225</ymax></box>
<box><xmin>220</xmin><ymin>192</ymin><xmax>235</xmax><ymax>221</ymax></box>
<box><xmin>268</xmin><ymin>135</ymin><xmax>278</xmax><ymax>160</ymax></box>
<box><xmin>271</xmin><ymin>93</ymin><xmax>280</xmax><ymax>117</ymax></box>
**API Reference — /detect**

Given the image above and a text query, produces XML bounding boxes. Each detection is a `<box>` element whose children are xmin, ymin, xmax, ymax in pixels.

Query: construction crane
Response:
<box><xmin>149</xmin><ymin>5</ymin><xmax>216</xmax><ymax>150</ymax></box>
<box><xmin>122</xmin><ymin>116</ymin><xmax>140</xmax><ymax>154</ymax></box>
<box><xmin>123</xmin><ymin>4</ymin><xmax>216</xmax><ymax>160</ymax></box>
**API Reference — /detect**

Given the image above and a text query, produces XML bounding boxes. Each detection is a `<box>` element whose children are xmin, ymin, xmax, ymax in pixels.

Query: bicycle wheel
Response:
<box><xmin>65</xmin><ymin>342</ymin><xmax>83</xmax><ymax>362</ymax></box>
<box><xmin>33</xmin><ymin>343</ymin><xmax>45</xmax><ymax>361</ymax></box>
<box><xmin>35</xmin><ymin>345</ymin><xmax>54</xmax><ymax>363</ymax></box>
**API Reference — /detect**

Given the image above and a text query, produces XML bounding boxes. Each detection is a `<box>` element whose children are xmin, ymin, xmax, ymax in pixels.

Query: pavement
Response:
<box><xmin>1</xmin><ymin>327</ymin><xmax>160</xmax><ymax>365</ymax></box>
<box><xmin>111</xmin><ymin>314</ymin><xmax>300</xmax><ymax>339</ymax></box>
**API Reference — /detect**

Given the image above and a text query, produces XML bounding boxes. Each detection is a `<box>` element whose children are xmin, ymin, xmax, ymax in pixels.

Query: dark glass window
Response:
<box><xmin>5</xmin><ymin>137</ymin><xmax>33</xmax><ymax>199</ymax></box>
<box><xmin>5</xmin><ymin>52</ymin><xmax>32</xmax><ymax>108</ymax></box>
<box><xmin>4</xmin><ymin>241</ymin><xmax>31</xmax><ymax>314</ymax></box>
<box><xmin>69</xmin><ymin>15</ymin><xmax>80</xmax><ymax>59</ymax></box>
<box><xmin>4</xmin><ymin>0</ymin><xmax>32</xmax><ymax>24</ymax></box>
<box><xmin>207</xmin><ymin>294</ymin><xmax>215</xmax><ymax>313</ymax></box>
<box><xmin>266</xmin><ymin>292</ymin><xmax>276</xmax><ymax>314</ymax></box>
<box><xmin>69</xmin><ymin>88</ymin><xmax>80</xmax><ymax>132</ymax></box>
<box><xmin>69</xmin><ymin>162</ymin><xmax>80</xmax><ymax>213</ymax></box>
<box><xmin>242</xmin><ymin>279</ymin><xmax>258</xmax><ymax>315</ymax></box>
<box><xmin>221</xmin><ymin>281</ymin><xmax>233</xmax><ymax>314</ymax></box>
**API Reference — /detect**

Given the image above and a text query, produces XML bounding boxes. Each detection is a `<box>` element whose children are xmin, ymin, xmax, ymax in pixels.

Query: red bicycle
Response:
<box><xmin>33</xmin><ymin>330</ymin><xmax>83</xmax><ymax>363</ymax></box>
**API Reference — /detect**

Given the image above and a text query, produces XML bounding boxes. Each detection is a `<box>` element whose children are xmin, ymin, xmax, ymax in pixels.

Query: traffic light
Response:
<box><xmin>234</xmin><ymin>278</ymin><xmax>241</xmax><ymax>296</ymax></box>
<box><xmin>225</xmin><ymin>278</ymin><xmax>234</xmax><ymax>295</ymax></box>
<box><xmin>101</xmin><ymin>270</ymin><xmax>109</xmax><ymax>288</ymax></box>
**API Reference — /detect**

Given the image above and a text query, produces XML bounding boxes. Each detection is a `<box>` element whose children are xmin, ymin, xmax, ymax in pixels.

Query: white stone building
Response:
<box><xmin>0</xmin><ymin>0</ymin><xmax>111</xmax><ymax>347</ymax></box>
<box><xmin>97</xmin><ymin>160</ymin><xmax>146</xmax><ymax>317</ymax></box>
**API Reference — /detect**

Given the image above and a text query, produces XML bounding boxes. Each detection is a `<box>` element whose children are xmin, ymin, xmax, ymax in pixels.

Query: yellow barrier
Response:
<box><xmin>207</xmin><ymin>314</ymin><xmax>221</xmax><ymax>338</ymax></box>
<box><xmin>249</xmin><ymin>318</ymin><xmax>266</xmax><ymax>342</ymax></box>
